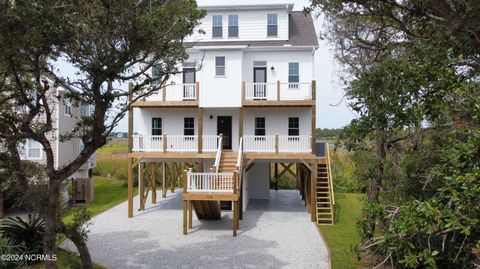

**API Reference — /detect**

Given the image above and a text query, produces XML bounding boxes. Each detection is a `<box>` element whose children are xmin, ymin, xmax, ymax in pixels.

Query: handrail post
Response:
<box><xmin>277</xmin><ymin>80</ymin><xmax>280</xmax><ymax>101</ymax></box>
<box><xmin>185</xmin><ymin>168</ymin><xmax>192</xmax><ymax>193</ymax></box>
<box><xmin>242</xmin><ymin>81</ymin><xmax>246</xmax><ymax>105</ymax></box>
<box><xmin>162</xmin><ymin>85</ymin><xmax>166</xmax><ymax>101</ymax></box>
<box><xmin>163</xmin><ymin>134</ymin><xmax>167</xmax><ymax>153</ymax></box>
<box><xmin>233</xmin><ymin>171</ymin><xmax>238</xmax><ymax>194</ymax></box>
<box><xmin>275</xmin><ymin>134</ymin><xmax>279</xmax><ymax>153</ymax></box>
<box><xmin>195</xmin><ymin>81</ymin><xmax>200</xmax><ymax>103</ymax></box>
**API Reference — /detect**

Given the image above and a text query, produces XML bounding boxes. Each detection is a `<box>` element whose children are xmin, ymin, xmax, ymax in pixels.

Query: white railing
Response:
<box><xmin>202</xmin><ymin>135</ymin><xmax>219</xmax><ymax>152</ymax></box>
<box><xmin>132</xmin><ymin>135</ymin><xmax>163</xmax><ymax>152</ymax></box>
<box><xmin>243</xmin><ymin>135</ymin><xmax>311</xmax><ymax>153</ymax></box>
<box><xmin>236</xmin><ymin>137</ymin><xmax>243</xmax><ymax>168</ymax></box>
<box><xmin>164</xmin><ymin>83</ymin><xmax>196</xmax><ymax>101</ymax></box>
<box><xmin>245</xmin><ymin>83</ymin><xmax>277</xmax><ymax>100</ymax></box>
<box><xmin>279</xmin><ymin>83</ymin><xmax>312</xmax><ymax>100</ymax></box>
<box><xmin>243</xmin><ymin>136</ymin><xmax>276</xmax><ymax>153</ymax></box>
<box><xmin>278</xmin><ymin>135</ymin><xmax>312</xmax><ymax>153</ymax></box>
<box><xmin>187</xmin><ymin>171</ymin><xmax>234</xmax><ymax>193</ymax></box>
<box><xmin>244</xmin><ymin>82</ymin><xmax>312</xmax><ymax>101</ymax></box>
<box><xmin>213</xmin><ymin>136</ymin><xmax>223</xmax><ymax>173</ymax></box>
<box><xmin>166</xmin><ymin>135</ymin><xmax>197</xmax><ymax>152</ymax></box>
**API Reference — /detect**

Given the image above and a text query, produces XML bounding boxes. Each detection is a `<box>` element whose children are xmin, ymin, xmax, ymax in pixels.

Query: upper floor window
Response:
<box><xmin>215</xmin><ymin>56</ymin><xmax>225</xmax><ymax>76</ymax></box>
<box><xmin>267</xmin><ymin>13</ymin><xmax>278</xmax><ymax>37</ymax></box>
<box><xmin>79</xmin><ymin>139</ymin><xmax>85</xmax><ymax>154</ymax></box>
<box><xmin>63</xmin><ymin>99</ymin><xmax>71</xmax><ymax>116</ymax></box>
<box><xmin>80</xmin><ymin>103</ymin><xmax>89</xmax><ymax>117</ymax></box>
<box><xmin>254</xmin><ymin>117</ymin><xmax>266</xmax><ymax>136</ymax></box>
<box><xmin>19</xmin><ymin>139</ymin><xmax>43</xmax><ymax>160</ymax></box>
<box><xmin>152</xmin><ymin>117</ymin><xmax>162</xmax><ymax>136</ymax></box>
<box><xmin>228</xmin><ymin>15</ymin><xmax>238</xmax><ymax>37</ymax></box>
<box><xmin>288</xmin><ymin>62</ymin><xmax>300</xmax><ymax>88</ymax></box>
<box><xmin>152</xmin><ymin>64</ymin><xmax>162</xmax><ymax>84</ymax></box>
<box><xmin>212</xmin><ymin>15</ymin><xmax>223</xmax><ymax>38</ymax></box>
<box><xmin>184</xmin><ymin>117</ymin><xmax>194</xmax><ymax>136</ymax></box>
<box><xmin>288</xmin><ymin>117</ymin><xmax>299</xmax><ymax>136</ymax></box>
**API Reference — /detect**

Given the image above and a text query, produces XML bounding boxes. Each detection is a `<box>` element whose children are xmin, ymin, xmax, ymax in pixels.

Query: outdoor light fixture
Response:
<box><xmin>209</xmin><ymin>115</ymin><xmax>213</xmax><ymax>119</ymax></box>
<box><xmin>270</xmin><ymin>66</ymin><xmax>275</xmax><ymax>71</ymax></box>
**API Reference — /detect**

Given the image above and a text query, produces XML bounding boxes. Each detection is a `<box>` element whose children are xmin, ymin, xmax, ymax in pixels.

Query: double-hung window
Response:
<box><xmin>63</xmin><ymin>99</ymin><xmax>71</xmax><ymax>116</ymax></box>
<box><xmin>288</xmin><ymin>117</ymin><xmax>299</xmax><ymax>137</ymax></box>
<box><xmin>152</xmin><ymin>118</ymin><xmax>162</xmax><ymax>136</ymax></box>
<box><xmin>215</xmin><ymin>56</ymin><xmax>225</xmax><ymax>76</ymax></box>
<box><xmin>228</xmin><ymin>15</ymin><xmax>238</xmax><ymax>37</ymax></box>
<box><xmin>212</xmin><ymin>15</ymin><xmax>223</xmax><ymax>38</ymax></box>
<box><xmin>19</xmin><ymin>139</ymin><xmax>43</xmax><ymax>160</ymax></box>
<box><xmin>255</xmin><ymin>117</ymin><xmax>266</xmax><ymax>140</ymax></box>
<box><xmin>80</xmin><ymin>103</ymin><xmax>89</xmax><ymax>117</ymax></box>
<box><xmin>152</xmin><ymin>64</ymin><xmax>162</xmax><ymax>84</ymax></box>
<box><xmin>267</xmin><ymin>13</ymin><xmax>278</xmax><ymax>37</ymax></box>
<box><xmin>184</xmin><ymin>117</ymin><xmax>194</xmax><ymax>136</ymax></box>
<box><xmin>288</xmin><ymin>62</ymin><xmax>300</xmax><ymax>89</ymax></box>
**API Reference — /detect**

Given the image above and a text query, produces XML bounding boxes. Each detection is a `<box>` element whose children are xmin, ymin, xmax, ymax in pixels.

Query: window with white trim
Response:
<box><xmin>212</xmin><ymin>15</ymin><xmax>223</xmax><ymax>38</ymax></box>
<box><xmin>254</xmin><ymin>117</ymin><xmax>266</xmax><ymax>136</ymax></box>
<box><xmin>288</xmin><ymin>62</ymin><xmax>300</xmax><ymax>88</ymax></box>
<box><xmin>63</xmin><ymin>99</ymin><xmax>72</xmax><ymax>116</ymax></box>
<box><xmin>288</xmin><ymin>117</ymin><xmax>299</xmax><ymax>136</ymax></box>
<box><xmin>152</xmin><ymin>64</ymin><xmax>162</xmax><ymax>84</ymax></box>
<box><xmin>79</xmin><ymin>139</ymin><xmax>85</xmax><ymax>154</ymax></box>
<box><xmin>215</xmin><ymin>56</ymin><xmax>225</xmax><ymax>76</ymax></box>
<box><xmin>228</xmin><ymin>15</ymin><xmax>238</xmax><ymax>37</ymax></box>
<box><xmin>152</xmin><ymin>118</ymin><xmax>162</xmax><ymax>136</ymax></box>
<box><xmin>19</xmin><ymin>139</ymin><xmax>43</xmax><ymax>160</ymax></box>
<box><xmin>184</xmin><ymin>117</ymin><xmax>194</xmax><ymax>136</ymax></box>
<box><xmin>267</xmin><ymin>13</ymin><xmax>278</xmax><ymax>37</ymax></box>
<box><xmin>80</xmin><ymin>104</ymin><xmax>89</xmax><ymax>117</ymax></box>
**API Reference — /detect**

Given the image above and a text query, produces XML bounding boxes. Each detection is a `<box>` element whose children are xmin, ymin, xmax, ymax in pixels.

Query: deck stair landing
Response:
<box><xmin>316</xmin><ymin>160</ymin><xmax>334</xmax><ymax>225</ymax></box>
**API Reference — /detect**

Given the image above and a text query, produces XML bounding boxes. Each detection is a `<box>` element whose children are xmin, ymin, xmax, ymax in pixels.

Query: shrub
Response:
<box><xmin>0</xmin><ymin>214</ymin><xmax>45</xmax><ymax>256</ymax></box>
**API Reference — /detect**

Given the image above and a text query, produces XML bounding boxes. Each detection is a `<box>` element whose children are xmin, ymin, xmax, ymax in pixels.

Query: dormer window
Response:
<box><xmin>212</xmin><ymin>15</ymin><xmax>223</xmax><ymax>38</ymax></box>
<box><xmin>228</xmin><ymin>15</ymin><xmax>238</xmax><ymax>37</ymax></box>
<box><xmin>267</xmin><ymin>13</ymin><xmax>278</xmax><ymax>37</ymax></box>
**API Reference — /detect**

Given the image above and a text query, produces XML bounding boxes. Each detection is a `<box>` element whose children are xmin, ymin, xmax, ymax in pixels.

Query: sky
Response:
<box><xmin>58</xmin><ymin>0</ymin><xmax>356</xmax><ymax>132</ymax></box>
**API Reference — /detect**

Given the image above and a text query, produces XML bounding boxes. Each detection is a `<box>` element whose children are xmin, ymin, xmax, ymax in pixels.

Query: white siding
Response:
<box><xmin>137</xmin><ymin>108</ymin><xmax>198</xmax><ymax>136</ymax></box>
<box><xmin>246</xmin><ymin>162</ymin><xmax>270</xmax><ymax>199</ymax></box>
<box><xmin>202</xmin><ymin>108</ymin><xmax>240</xmax><ymax>151</ymax></box>
<box><xmin>244</xmin><ymin>107</ymin><xmax>311</xmax><ymax>136</ymax></box>
<box><xmin>242</xmin><ymin>50</ymin><xmax>314</xmax><ymax>84</ymax></box>
<box><xmin>186</xmin><ymin>9</ymin><xmax>288</xmax><ymax>42</ymax></box>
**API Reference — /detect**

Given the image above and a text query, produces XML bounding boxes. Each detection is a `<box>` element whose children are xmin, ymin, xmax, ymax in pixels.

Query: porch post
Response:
<box><xmin>277</xmin><ymin>80</ymin><xmax>280</xmax><ymax>101</ymax></box>
<box><xmin>242</xmin><ymin>81</ymin><xmax>246</xmax><ymax>105</ymax></box>
<box><xmin>274</xmin><ymin>163</ymin><xmax>278</xmax><ymax>191</ymax></box>
<box><xmin>311</xmin><ymin>80</ymin><xmax>316</xmax><ymax>155</ymax></box>
<box><xmin>152</xmin><ymin>163</ymin><xmax>157</xmax><ymax>204</ymax></box>
<box><xmin>127</xmin><ymin>83</ymin><xmax>134</xmax><ymax>218</ymax></box>
<box><xmin>162</xmin><ymin>162</ymin><xmax>166</xmax><ymax>198</ymax></box>
<box><xmin>311</xmin><ymin>161</ymin><xmax>317</xmax><ymax>222</ymax></box>
<box><xmin>198</xmin><ymin>108</ymin><xmax>203</xmax><ymax>153</ymax></box>
<box><xmin>139</xmin><ymin>162</ymin><xmax>145</xmax><ymax>211</ymax></box>
<box><xmin>183</xmin><ymin>200</ymin><xmax>188</xmax><ymax>235</ymax></box>
<box><xmin>239</xmin><ymin>108</ymin><xmax>243</xmax><ymax>140</ymax></box>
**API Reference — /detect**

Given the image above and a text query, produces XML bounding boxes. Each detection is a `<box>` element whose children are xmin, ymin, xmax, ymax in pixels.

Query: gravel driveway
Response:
<box><xmin>62</xmin><ymin>190</ymin><xmax>329</xmax><ymax>269</ymax></box>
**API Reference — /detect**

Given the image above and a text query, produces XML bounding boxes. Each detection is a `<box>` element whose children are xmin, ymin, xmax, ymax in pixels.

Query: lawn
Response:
<box><xmin>319</xmin><ymin>193</ymin><xmax>364</xmax><ymax>269</ymax></box>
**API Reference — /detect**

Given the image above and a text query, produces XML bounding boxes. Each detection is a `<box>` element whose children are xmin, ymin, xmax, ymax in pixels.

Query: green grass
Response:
<box><xmin>97</xmin><ymin>138</ymin><xmax>127</xmax><ymax>154</ymax></box>
<box><xmin>32</xmin><ymin>249</ymin><xmax>106</xmax><ymax>269</ymax></box>
<box><xmin>64</xmin><ymin>177</ymin><xmax>137</xmax><ymax>223</ymax></box>
<box><xmin>319</xmin><ymin>193</ymin><xmax>364</xmax><ymax>269</ymax></box>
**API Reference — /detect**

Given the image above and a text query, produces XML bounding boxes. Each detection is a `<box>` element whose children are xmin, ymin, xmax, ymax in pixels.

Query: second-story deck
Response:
<box><xmin>132</xmin><ymin>80</ymin><xmax>315</xmax><ymax>107</ymax></box>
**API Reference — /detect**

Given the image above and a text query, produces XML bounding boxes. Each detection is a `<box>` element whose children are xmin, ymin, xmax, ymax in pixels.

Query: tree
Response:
<box><xmin>0</xmin><ymin>1</ymin><xmax>205</xmax><ymax>268</ymax></box>
<box><xmin>308</xmin><ymin>0</ymin><xmax>480</xmax><ymax>267</ymax></box>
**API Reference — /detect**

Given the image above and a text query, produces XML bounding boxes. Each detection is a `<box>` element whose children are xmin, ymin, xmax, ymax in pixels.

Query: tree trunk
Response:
<box><xmin>43</xmin><ymin>179</ymin><xmax>61</xmax><ymax>269</ymax></box>
<box><xmin>66</xmin><ymin>228</ymin><xmax>93</xmax><ymax>269</ymax></box>
<box><xmin>364</xmin><ymin>135</ymin><xmax>386</xmax><ymax>240</ymax></box>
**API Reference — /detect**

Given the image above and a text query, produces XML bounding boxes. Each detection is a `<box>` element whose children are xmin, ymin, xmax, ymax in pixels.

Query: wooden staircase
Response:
<box><xmin>316</xmin><ymin>160</ymin><xmax>334</xmax><ymax>225</ymax></box>
<box><xmin>192</xmin><ymin>201</ymin><xmax>221</xmax><ymax>220</ymax></box>
<box><xmin>218</xmin><ymin>152</ymin><xmax>238</xmax><ymax>172</ymax></box>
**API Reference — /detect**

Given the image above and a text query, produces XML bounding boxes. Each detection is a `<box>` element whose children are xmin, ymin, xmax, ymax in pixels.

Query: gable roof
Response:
<box><xmin>185</xmin><ymin>11</ymin><xmax>319</xmax><ymax>49</ymax></box>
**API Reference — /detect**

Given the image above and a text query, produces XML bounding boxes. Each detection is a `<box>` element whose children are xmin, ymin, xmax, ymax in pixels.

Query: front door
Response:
<box><xmin>253</xmin><ymin>67</ymin><xmax>267</xmax><ymax>99</ymax></box>
<box><xmin>182</xmin><ymin>68</ymin><xmax>196</xmax><ymax>100</ymax></box>
<box><xmin>217</xmin><ymin>116</ymin><xmax>232</xmax><ymax>150</ymax></box>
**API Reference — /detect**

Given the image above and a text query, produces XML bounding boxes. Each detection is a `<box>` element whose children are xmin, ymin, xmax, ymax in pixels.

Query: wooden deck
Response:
<box><xmin>242</xmin><ymin>99</ymin><xmax>315</xmax><ymax>107</ymax></box>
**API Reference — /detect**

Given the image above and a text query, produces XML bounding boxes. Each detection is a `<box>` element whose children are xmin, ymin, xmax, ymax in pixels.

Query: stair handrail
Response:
<box><xmin>235</xmin><ymin>137</ymin><xmax>243</xmax><ymax>193</ymax></box>
<box><xmin>213</xmin><ymin>134</ymin><xmax>223</xmax><ymax>173</ymax></box>
<box><xmin>326</xmin><ymin>142</ymin><xmax>335</xmax><ymax>205</ymax></box>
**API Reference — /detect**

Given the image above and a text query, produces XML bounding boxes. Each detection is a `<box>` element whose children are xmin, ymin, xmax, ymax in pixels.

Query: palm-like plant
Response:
<box><xmin>0</xmin><ymin>214</ymin><xmax>45</xmax><ymax>255</ymax></box>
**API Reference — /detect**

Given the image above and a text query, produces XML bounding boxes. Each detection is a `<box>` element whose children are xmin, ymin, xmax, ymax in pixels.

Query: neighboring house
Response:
<box><xmin>16</xmin><ymin>84</ymin><xmax>97</xmax><ymax>205</ymax></box>
<box><xmin>128</xmin><ymin>2</ymin><xmax>334</xmax><ymax>235</ymax></box>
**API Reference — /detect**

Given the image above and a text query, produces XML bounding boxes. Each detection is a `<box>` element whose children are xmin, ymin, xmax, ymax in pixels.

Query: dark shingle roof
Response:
<box><xmin>185</xmin><ymin>11</ymin><xmax>318</xmax><ymax>48</ymax></box>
